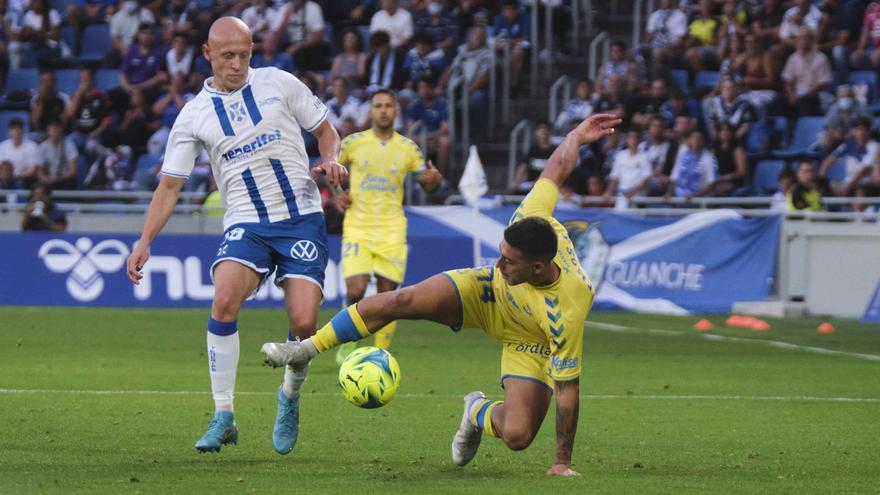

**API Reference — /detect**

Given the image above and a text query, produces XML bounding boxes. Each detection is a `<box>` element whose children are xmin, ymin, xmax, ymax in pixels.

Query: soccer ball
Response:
<box><xmin>338</xmin><ymin>346</ymin><xmax>401</xmax><ymax>408</ymax></box>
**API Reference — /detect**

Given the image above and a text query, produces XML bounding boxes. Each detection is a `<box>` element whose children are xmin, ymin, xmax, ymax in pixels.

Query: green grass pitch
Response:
<box><xmin>1</xmin><ymin>307</ymin><xmax>878</xmax><ymax>494</ymax></box>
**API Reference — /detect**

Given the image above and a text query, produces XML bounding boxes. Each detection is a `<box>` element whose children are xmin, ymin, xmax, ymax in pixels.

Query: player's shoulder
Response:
<box><xmin>396</xmin><ymin>133</ymin><xmax>420</xmax><ymax>149</ymax></box>
<box><xmin>252</xmin><ymin>66</ymin><xmax>294</xmax><ymax>82</ymax></box>
<box><xmin>342</xmin><ymin>130</ymin><xmax>371</xmax><ymax>147</ymax></box>
<box><xmin>171</xmin><ymin>91</ymin><xmax>209</xmax><ymax>129</ymax></box>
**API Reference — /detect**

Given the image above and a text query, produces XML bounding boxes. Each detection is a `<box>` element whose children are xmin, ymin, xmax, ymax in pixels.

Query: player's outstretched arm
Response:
<box><xmin>310</xmin><ymin>119</ymin><xmax>347</xmax><ymax>186</ymax></box>
<box><xmin>539</xmin><ymin>114</ymin><xmax>621</xmax><ymax>189</ymax></box>
<box><xmin>548</xmin><ymin>378</ymin><xmax>581</xmax><ymax>477</ymax></box>
<box><xmin>126</xmin><ymin>175</ymin><xmax>186</xmax><ymax>284</ymax></box>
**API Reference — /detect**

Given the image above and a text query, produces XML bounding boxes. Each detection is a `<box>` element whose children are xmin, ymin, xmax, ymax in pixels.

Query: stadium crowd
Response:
<box><xmin>1</xmin><ymin>0</ymin><xmax>880</xmax><ymax>218</ymax></box>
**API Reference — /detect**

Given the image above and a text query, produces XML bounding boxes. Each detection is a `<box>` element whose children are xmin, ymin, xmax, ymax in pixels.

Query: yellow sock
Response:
<box><xmin>312</xmin><ymin>304</ymin><xmax>370</xmax><ymax>353</ymax></box>
<box><xmin>470</xmin><ymin>399</ymin><xmax>502</xmax><ymax>437</ymax></box>
<box><xmin>373</xmin><ymin>321</ymin><xmax>396</xmax><ymax>350</ymax></box>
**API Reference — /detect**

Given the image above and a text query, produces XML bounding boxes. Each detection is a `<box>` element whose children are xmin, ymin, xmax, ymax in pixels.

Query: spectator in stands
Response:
<box><xmin>240</xmin><ymin>0</ymin><xmax>276</xmax><ymax>40</ymax></box>
<box><xmin>21</xmin><ymin>182</ymin><xmax>66</xmax><ymax>231</ymax></box>
<box><xmin>820</xmin><ymin>117</ymin><xmax>879</xmax><ymax>197</ymax></box>
<box><xmin>659</xmin><ymin>90</ymin><xmax>701</xmax><ymax>129</ymax></box>
<box><xmin>149</xmin><ymin>73</ymin><xmax>193</xmax><ymax>156</ymax></box>
<box><xmin>452</xmin><ymin>25</ymin><xmax>490</xmax><ymax>138</ymax></box>
<box><xmin>850</xmin><ymin>2</ymin><xmax>880</xmax><ymax>70</ymax></box>
<box><xmin>165</xmin><ymin>33</ymin><xmax>194</xmax><ymax>78</ymax></box>
<box><xmin>109</xmin><ymin>0</ymin><xmax>155</xmax><ymax>64</ymax></box>
<box><xmin>327</xmin><ymin>76</ymin><xmax>363</xmax><ymax>138</ymax></box>
<box><xmin>667</xmin><ymin>129</ymin><xmax>717</xmax><ymax>200</ymax></box>
<box><xmin>491</xmin><ymin>0</ymin><xmax>529</xmax><ymax>94</ymax></box>
<box><xmin>0</xmin><ymin>161</ymin><xmax>20</xmax><ymax>192</ymax></box>
<box><xmin>160</xmin><ymin>0</ymin><xmax>193</xmax><ymax>43</ymax></box>
<box><xmin>771</xmin><ymin>167</ymin><xmax>795</xmax><ymax>211</ymax></box>
<box><xmin>583</xmin><ymin>175</ymin><xmax>614</xmax><ymax>207</ymax></box>
<box><xmin>628</xmin><ymin>77</ymin><xmax>668</xmax><ymax>129</ymax></box>
<box><xmin>750</xmin><ymin>0</ymin><xmax>785</xmax><ymax>44</ymax></box>
<box><xmin>854</xmin><ymin>164</ymin><xmax>880</xmax><ymax>214</ymax></box>
<box><xmin>119</xmin><ymin>23</ymin><xmax>168</xmax><ymax>102</ymax></box>
<box><xmin>407</xmin><ymin>78</ymin><xmax>449</xmax><ymax>174</ymax></box>
<box><xmin>370</xmin><ymin>0</ymin><xmax>413</xmax><ymax>49</ymax></box>
<box><xmin>330</xmin><ymin>28</ymin><xmax>366</xmax><ymax>92</ymax></box>
<box><xmin>20</xmin><ymin>0</ymin><xmax>62</xmax><ymax>68</ymax></box>
<box><xmin>65</xmin><ymin>68</ymin><xmax>113</xmax><ymax>155</ymax></box>
<box><xmin>731</xmin><ymin>33</ymin><xmax>780</xmax><ymax>115</ymax></box>
<box><xmin>788</xmin><ymin>160</ymin><xmax>824</xmax><ymax>211</ymax></box>
<box><xmin>683</xmin><ymin>0</ymin><xmax>720</xmax><ymax>75</ymax></box>
<box><xmin>38</xmin><ymin>120</ymin><xmax>78</xmax><ymax>190</ymax></box>
<box><xmin>782</xmin><ymin>29</ymin><xmax>832</xmax><ymax>118</ymax></box>
<box><xmin>818</xmin><ymin>0</ymin><xmax>857</xmax><ymax>88</ymax></box>
<box><xmin>415</xmin><ymin>1</ymin><xmax>458</xmax><ymax>59</ymax></box>
<box><xmin>364</xmin><ymin>30</ymin><xmax>407</xmax><ymax>93</ymax></box>
<box><xmin>596</xmin><ymin>40</ymin><xmax>642</xmax><ymax>94</ymax></box>
<box><xmin>67</xmin><ymin>0</ymin><xmax>117</xmax><ymax>47</ymax></box>
<box><xmin>0</xmin><ymin>1</ymin><xmax>9</xmax><ymax>80</ymax></box>
<box><xmin>593</xmin><ymin>74</ymin><xmax>627</xmax><ymax>121</ymax></box>
<box><xmin>705</xmin><ymin>78</ymin><xmax>755</xmax><ymax>144</ymax></box>
<box><xmin>555</xmin><ymin>79</ymin><xmax>595</xmax><ymax>134</ymax></box>
<box><xmin>823</xmin><ymin>84</ymin><xmax>870</xmax><ymax>151</ymax></box>
<box><xmin>402</xmin><ymin>30</ymin><xmax>447</xmax><ymax>91</ymax></box>
<box><xmin>29</xmin><ymin>71</ymin><xmax>69</xmax><ymax>138</ymax></box>
<box><xmin>644</xmin><ymin>0</ymin><xmax>687</xmax><ymax>71</ymax></box>
<box><xmin>83</xmin><ymin>144</ymin><xmax>131</xmax><ymax>190</ymax></box>
<box><xmin>708</xmin><ymin>123</ymin><xmax>747</xmax><ymax>196</ymax></box>
<box><xmin>779</xmin><ymin>0</ymin><xmax>821</xmax><ymax>49</ymax></box>
<box><xmin>118</xmin><ymin>88</ymin><xmax>158</xmax><ymax>159</ymax></box>
<box><xmin>252</xmin><ymin>31</ymin><xmax>296</xmax><ymax>73</ymax></box>
<box><xmin>509</xmin><ymin>122</ymin><xmax>554</xmax><ymax>194</ymax></box>
<box><xmin>320</xmin><ymin>0</ymin><xmax>373</xmax><ymax>32</ymax></box>
<box><xmin>0</xmin><ymin>118</ymin><xmax>40</xmax><ymax>186</ymax></box>
<box><xmin>640</xmin><ymin>116</ymin><xmax>676</xmax><ymax>196</ymax></box>
<box><xmin>273</xmin><ymin>0</ymin><xmax>330</xmax><ymax>71</ymax></box>
<box><xmin>604</xmin><ymin>128</ymin><xmax>651</xmax><ymax>208</ymax></box>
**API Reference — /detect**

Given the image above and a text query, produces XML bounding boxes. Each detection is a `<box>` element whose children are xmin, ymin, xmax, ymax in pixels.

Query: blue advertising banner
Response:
<box><xmin>0</xmin><ymin>208</ymin><xmax>780</xmax><ymax>314</ymax></box>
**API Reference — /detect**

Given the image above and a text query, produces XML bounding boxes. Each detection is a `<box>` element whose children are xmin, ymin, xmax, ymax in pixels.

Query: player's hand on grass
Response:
<box><xmin>126</xmin><ymin>244</ymin><xmax>150</xmax><ymax>285</ymax></box>
<box><xmin>313</xmin><ymin>161</ymin><xmax>348</xmax><ymax>187</ymax></box>
<box><xmin>571</xmin><ymin>114</ymin><xmax>622</xmax><ymax>146</ymax></box>
<box><xmin>546</xmin><ymin>464</ymin><xmax>580</xmax><ymax>477</ymax></box>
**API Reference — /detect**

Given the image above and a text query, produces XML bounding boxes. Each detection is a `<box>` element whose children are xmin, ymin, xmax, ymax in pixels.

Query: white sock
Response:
<box><xmin>282</xmin><ymin>335</ymin><xmax>310</xmax><ymax>400</ymax></box>
<box><xmin>207</xmin><ymin>318</ymin><xmax>240</xmax><ymax>412</ymax></box>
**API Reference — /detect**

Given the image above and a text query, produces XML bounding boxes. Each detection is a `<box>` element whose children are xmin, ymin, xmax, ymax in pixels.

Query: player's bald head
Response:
<box><xmin>208</xmin><ymin>16</ymin><xmax>253</xmax><ymax>47</ymax></box>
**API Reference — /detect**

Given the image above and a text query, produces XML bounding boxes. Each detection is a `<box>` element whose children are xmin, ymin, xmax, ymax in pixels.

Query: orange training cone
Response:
<box><xmin>750</xmin><ymin>319</ymin><xmax>771</xmax><ymax>332</ymax></box>
<box><xmin>818</xmin><ymin>322</ymin><xmax>835</xmax><ymax>334</ymax></box>
<box><xmin>693</xmin><ymin>319</ymin><xmax>714</xmax><ymax>331</ymax></box>
<box><xmin>725</xmin><ymin>315</ymin><xmax>745</xmax><ymax>327</ymax></box>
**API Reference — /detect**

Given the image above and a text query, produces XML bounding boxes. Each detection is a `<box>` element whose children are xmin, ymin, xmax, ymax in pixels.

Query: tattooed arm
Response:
<box><xmin>548</xmin><ymin>377</ymin><xmax>581</xmax><ymax>477</ymax></box>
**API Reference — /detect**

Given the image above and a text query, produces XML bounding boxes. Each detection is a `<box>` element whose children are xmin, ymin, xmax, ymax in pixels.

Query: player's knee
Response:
<box><xmin>346</xmin><ymin>283</ymin><xmax>367</xmax><ymax>303</ymax></box>
<box><xmin>288</xmin><ymin>312</ymin><xmax>317</xmax><ymax>337</ymax></box>
<box><xmin>501</xmin><ymin>425</ymin><xmax>536</xmax><ymax>451</ymax></box>
<box><xmin>212</xmin><ymin>288</ymin><xmax>242</xmax><ymax>320</ymax></box>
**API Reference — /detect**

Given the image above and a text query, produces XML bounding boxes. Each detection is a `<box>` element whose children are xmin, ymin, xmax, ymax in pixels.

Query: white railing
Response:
<box><xmin>507</xmin><ymin>120</ymin><xmax>533</xmax><ymax>187</ymax></box>
<box><xmin>530</xmin><ymin>0</ymin><xmax>539</xmax><ymax>95</ymax></box>
<box><xmin>548</xmin><ymin>75</ymin><xmax>572</xmax><ymax>125</ymax></box>
<box><xmin>447</xmin><ymin>72</ymin><xmax>469</xmax><ymax>170</ymax></box>
<box><xmin>588</xmin><ymin>31</ymin><xmax>610</xmax><ymax>83</ymax></box>
<box><xmin>406</xmin><ymin>119</ymin><xmax>429</xmax><ymax>205</ymax></box>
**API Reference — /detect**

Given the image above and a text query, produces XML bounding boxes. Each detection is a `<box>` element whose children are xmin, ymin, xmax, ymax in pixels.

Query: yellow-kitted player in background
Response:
<box><xmin>334</xmin><ymin>88</ymin><xmax>442</xmax><ymax>363</ymax></box>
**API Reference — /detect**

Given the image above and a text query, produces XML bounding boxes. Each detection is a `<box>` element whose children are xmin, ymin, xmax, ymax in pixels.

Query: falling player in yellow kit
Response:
<box><xmin>262</xmin><ymin>113</ymin><xmax>621</xmax><ymax>476</ymax></box>
<box><xmin>334</xmin><ymin>89</ymin><xmax>443</xmax><ymax>363</ymax></box>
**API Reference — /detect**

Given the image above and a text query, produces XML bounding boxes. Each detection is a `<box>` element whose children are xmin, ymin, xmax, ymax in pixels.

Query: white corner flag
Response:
<box><xmin>458</xmin><ymin>145</ymin><xmax>488</xmax><ymax>266</ymax></box>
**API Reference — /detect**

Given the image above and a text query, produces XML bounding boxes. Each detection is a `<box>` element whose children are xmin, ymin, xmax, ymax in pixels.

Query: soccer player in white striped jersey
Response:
<box><xmin>125</xmin><ymin>17</ymin><xmax>347</xmax><ymax>455</ymax></box>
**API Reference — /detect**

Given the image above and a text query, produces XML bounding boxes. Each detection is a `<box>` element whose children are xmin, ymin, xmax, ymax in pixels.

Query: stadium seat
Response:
<box><xmin>61</xmin><ymin>26</ymin><xmax>77</xmax><ymax>55</ymax></box>
<box><xmin>54</xmin><ymin>69</ymin><xmax>80</xmax><ymax>96</ymax></box>
<box><xmin>358</xmin><ymin>25</ymin><xmax>372</xmax><ymax>51</ymax></box>
<box><xmin>849</xmin><ymin>71</ymin><xmax>878</xmax><ymax>102</ymax></box>
<box><xmin>95</xmin><ymin>69</ymin><xmax>120</xmax><ymax>91</ymax></box>
<box><xmin>694</xmin><ymin>71</ymin><xmax>720</xmax><ymax>91</ymax></box>
<box><xmin>670</xmin><ymin>69</ymin><xmax>688</xmax><ymax>93</ymax></box>
<box><xmin>0</xmin><ymin>111</ymin><xmax>32</xmax><ymax>141</ymax></box>
<box><xmin>4</xmin><ymin>68</ymin><xmax>40</xmax><ymax>95</ymax></box>
<box><xmin>78</xmin><ymin>24</ymin><xmax>111</xmax><ymax>64</ymax></box>
<box><xmin>752</xmin><ymin>160</ymin><xmax>786</xmax><ymax>196</ymax></box>
<box><xmin>771</xmin><ymin>116</ymin><xmax>824</xmax><ymax>159</ymax></box>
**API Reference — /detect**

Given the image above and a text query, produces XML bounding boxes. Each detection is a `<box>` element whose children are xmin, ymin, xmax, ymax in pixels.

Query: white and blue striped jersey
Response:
<box><xmin>161</xmin><ymin>67</ymin><xmax>329</xmax><ymax>230</ymax></box>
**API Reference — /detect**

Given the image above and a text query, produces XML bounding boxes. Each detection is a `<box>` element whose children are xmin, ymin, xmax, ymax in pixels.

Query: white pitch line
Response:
<box><xmin>589</xmin><ymin>320</ymin><xmax>880</xmax><ymax>362</ymax></box>
<box><xmin>0</xmin><ymin>389</ymin><xmax>877</xmax><ymax>403</ymax></box>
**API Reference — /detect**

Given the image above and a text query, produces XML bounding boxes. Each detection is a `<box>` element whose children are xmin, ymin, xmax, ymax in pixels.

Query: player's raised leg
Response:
<box><xmin>196</xmin><ymin>260</ymin><xmax>262</xmax><ymax>453</ymax></box>
<box><xmin>271</xmin><ymin>277</ymin><xmax>323</xmax><ymax>455</ymax></box>
<box><xmin>372</xmin><ymin>275</ymin><xmax>401</xmax><ymax>350</ymax></box>
<box><xmin>261</xmin><ymin>274</ymin><xmax>460</xmax><ymax>367</ymax></box>
<box><xmin>453</xmin><ymin>378</ymin><xmax>552</xmax><ymax>465</ymax></box>
<box><xmin>335</xmin><ymin>274</ymin><xmax>369</xmax><ymax>365</ymax></box>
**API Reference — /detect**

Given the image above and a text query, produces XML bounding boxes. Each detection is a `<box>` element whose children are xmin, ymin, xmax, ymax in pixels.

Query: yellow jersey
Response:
<box><xmin>339</xmin><ymin>130</ymin><xmax>426</xmax><ymax>243</ymax></box>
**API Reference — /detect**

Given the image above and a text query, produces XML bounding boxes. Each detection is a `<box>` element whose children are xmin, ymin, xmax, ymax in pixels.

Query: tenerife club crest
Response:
<box><xmin>39</xmin><ymin>238</ymin><xmax>130</xmax><ymax>302</ymax></box>
<box><xmin>563</xmin><ymin>221</ymin><xmax>610</xmax><ymax>291</ymax></box>
<box><xmin>228</xmin><ymin>101</ymin><xmax>248</xmax><ymax>123</ymax></box>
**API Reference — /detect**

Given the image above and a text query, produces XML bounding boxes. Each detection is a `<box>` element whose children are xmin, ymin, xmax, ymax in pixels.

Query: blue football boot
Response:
<box><xmin>272</xmin><ymin>388</ymin><xmax>300</xmax><ymax>455</ymax></box>
<box><xmin>194</xmin><ymin>411</ymin><xmax>238</xmax><ymax>453</ymax></box>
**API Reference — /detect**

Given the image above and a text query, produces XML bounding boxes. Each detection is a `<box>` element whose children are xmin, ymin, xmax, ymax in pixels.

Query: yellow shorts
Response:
<box><xmin>341</xmin><ymin>237</ymin><xmax>407</xmax><ymax>284</ymax></box>
<box><xmin>443</xmin><ymin>266</ymin><xmax>554</xmax><ymax>392</ymax></box>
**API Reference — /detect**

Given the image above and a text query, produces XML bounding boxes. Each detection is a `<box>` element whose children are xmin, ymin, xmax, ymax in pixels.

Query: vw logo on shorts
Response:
<box><xmin>290</xmin><ymin>240</ymin><xmax>318</xmax><ymax>261</ymax></box>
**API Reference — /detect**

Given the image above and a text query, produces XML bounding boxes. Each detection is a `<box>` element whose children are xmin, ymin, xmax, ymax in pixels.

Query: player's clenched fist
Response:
<box><xmin>126</xmin><ymin>244</ymin><xmax>150</xmax><ymax>284</ymax></box>
<box><xmin>313</xmin><ymin>161</ymin><xmax>348</xmax><ymax>186</ymax></box>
